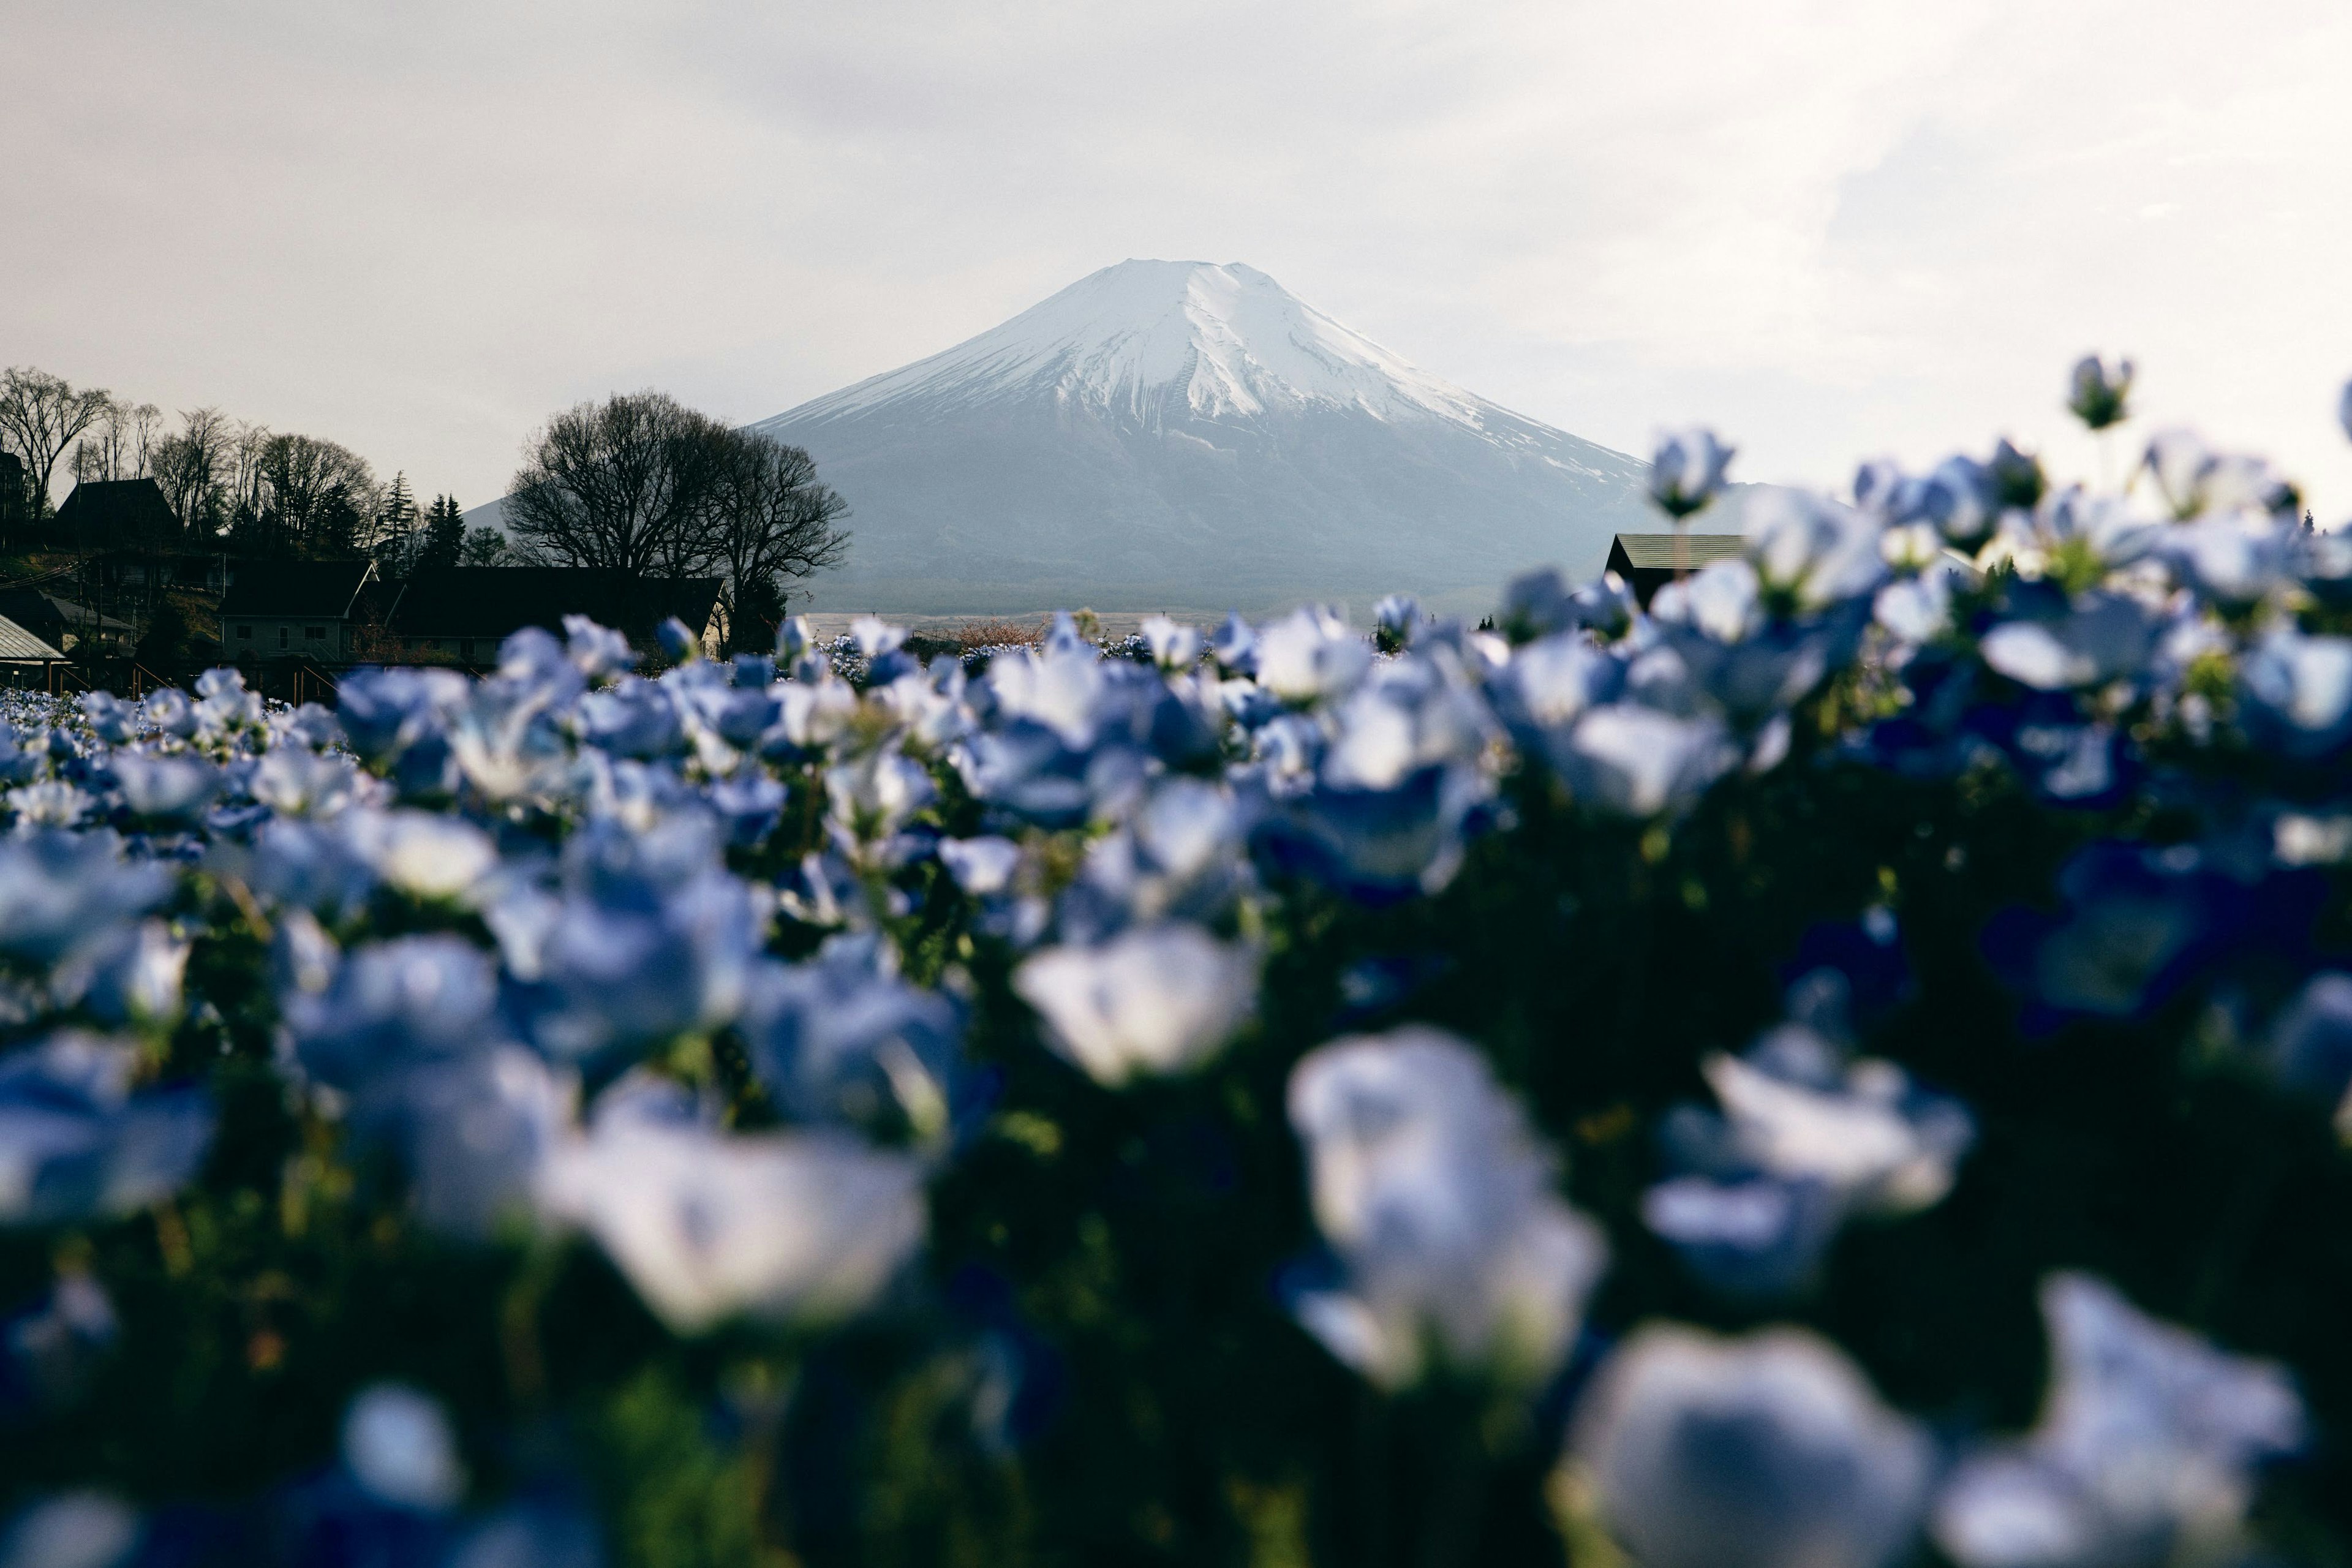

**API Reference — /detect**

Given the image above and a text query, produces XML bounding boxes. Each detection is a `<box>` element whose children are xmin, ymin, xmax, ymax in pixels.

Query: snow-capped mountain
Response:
<box><xmin>756</xmin><ymin>260</ymin><xmax>1657</xmax><ymax>614</ymax></box>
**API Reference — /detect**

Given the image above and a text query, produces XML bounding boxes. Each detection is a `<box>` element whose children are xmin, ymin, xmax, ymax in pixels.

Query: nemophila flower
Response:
<box><xmin>562</xmin><ymin>614</ymin><xmax>636</xmax><ymax>680</ymax></box>
<box><xmin>537</xmin><ymin>1100</ymin><xmax>927</xmax><ymax>1335</ymax></box>
<box><xmin>517</xmin><ymin>825</ymin><xmax>769</xmax><ymax>1065</ymax></box>
<box><xmin>1253</xmin><ymin>608</ymin><xmax>1371</xmax><ymax>705</ymax></box>
<box><xmin>247</xmin><ymin>745</ymin><xmax>368</xmax><ymax>819</ymax></box>
<box><xmin>138</xmin><ymin>688</ymin><xmax>197</xmax><ymax>741</ymax></box>
<box><xmin>342</xmin><ymin>1382</ymin><xmax>466</xmax><ymax>1512</ymax></box>
<box><xmin>0</xmin><ymin>831</ymin><xmax>172</xmax><ymax>967</ymax></box>
<box><xmin>1643</xmin><ymin>1024</ymin><xmax>1973</xmax><ymax>1297</ymax></box>
<box><xmin>243</xmin><ymin>818</ymin><xmax>377</xmax><ymax>918</ymax></box>
<box><xmin>1140</xmin><ymin>614</ymin><xmax>1202</xmax><ymax>673</ymax></box>
<box><xmin>1979</xmin><ymin>593</ymin><xmax>2160</xmax><ymax>692</ymax></box>
<box><xmin>192</xmin><ymin>667</ymin><xmax>265</xmax><ymax>739</ymax></box>
<box><xmin>826</xmin><ymin>744</ymin><xmax>935</xmax><ymax>846</ymax></box>
<box><xmin>0</xmin><ymin>1493</ymin><xmax>142</xmax><ymax>1568</ymax></box>
<box><xmin>741</xmin><ymin>935</ymin><xmax>967</xmax><ymax>1143</ymax></box>
<box><xmin>1084</xmin><ymin>774</ymin><xmax>1251</xmax><ymax>924</ymax></box>
<box><xmin>1555</xmin><ymin>704</ymin><xmax>1738</xmax><ymax>818</ymax></box>
<box><xmin>1965</xmin><ymin>696</ymin><xmax>2134</xmax><ymax>811</ymax></box>
<box><xmin>78</xmin><ymin>694</ymin><xmax>134</xmax><ymax>745</ymax></box>
<box><xmin>1874</xmin><ymin>565</ymin><xmax>1957</xmax><ymax>644</ymax></box>
<box><xmin>2260</xmin><ymin>971</ymin><xmax>2352</xmax><ymax>1110</ymax></box>
<box><xmin>1285</xmin><ymin>1027</ymin><xmax>1607</xmax><ymax>1390</ymax></box>
<box><xmin>1261</xmin><ymin>761</ymin><xmax>1492</xmax><ymax>902</ymax></box>
<box><xmin>1491</xmin><ymin>633</ymin><xmax>1625</xmax><ymax>750</ymax></box>
<box><xmin>355</xmin><ymin>1047</ymin><xmax>572</xmax><ymax>1239</ymax></box>
<box><xmin>706</xmin><ymin>771</ymin><xmax>785</xmax><ymax>848</ymax></box>
<box><xmin>1982</xmin><ymin>842</ymin><xmax>2318</xmax><ymax>1034</ymax></box>
<box><xmin>1744</xmin><ymin>489</ymin><xmax>1887</xmax><ymax>612</ymax></box>
<box><xmin>105</xmin><ymin>751</ymin><xmax>219</xmax><ymax>824</ymax></box>
<box><xmin>53</xmin><ymin>919</ymin><xmax>191</xmax><ymax>1028</ymax></box>
<box><xmin>938</xmin><ymin>835</ymin><xmax>1022</xmax><ymax>897</ymax></box>
<box><xmin>9</xmin><ymin>780</ymin><xmax>94</xmax><ymax>830</ymax></box>
<box><xmin>2237</xmin><ymin>625</ymin><xmax>2352</xmax><ymax>759</ymax></box>
<box><xmin>1933</xmin><ymin>1274</ymin><xmax>2303</xmax><ymax>1568</ymax></box>
<box><xmin>0</xmin><ymin>1034</ymin><xmax>213</xmax><ymax>1224</ymax></box>
<box><xmin>1649</xmin><ymin>427</ymin><xmax>1735</xmax><ymax>519</ymax></box>
<box><xmin>281</xmin><ymin>934</ymin><xmax>505</xmax><ymax>1093</ymax></box>
<box><xmin>1570</xmin><ymin>1324</ymin><xmax>1931</xmax><ymax>1568</ymax></box>
<box><xmin>574</xmin><ymin>676</ymin><xmax>683</xmax><ymax>760</ymax></box>
<box><xmin>2067</xmin><ymin>355</ymin><xmax>2133</xmax><ymax>431</ymax></box>
<box><xmin>341</xmin><ymin>808</ymin><xmax>499</xmax><ymax>903</ymax></box>
<box><xmin>336</xmin><ymin>665</ymin><xmax>466</xmax><ymax>799</ymax></box>
<box><xmin>1014</xmin><ymin>923</ymin><xmax>1256</xmax><ymax>1087</ymax></box>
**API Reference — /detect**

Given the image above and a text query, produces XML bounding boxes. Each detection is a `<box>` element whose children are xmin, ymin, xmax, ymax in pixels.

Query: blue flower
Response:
<box><xmin>1014</xmin><ymin>924</ymin><xmax>1256</xmax><ymax>1086</ymax></box>
<box><xmin>1643</xmin><ymin>1023</ymin><xmax>1973</xmax><ymax>1297</ymax></box>
<box><xmin>1572</xmin><ymin>1324</ymin><xmax>1931</xmax><ymax>1568</ymax></box>
<box><xmin>282</xmin><ymin>933</ymin><xmax>507</xmax><ymax>1092</ymax></box>
<box><xmin>2067</xmin><ymin>355</ymin><xmax>2133</xmax><ymax>431</ymax></box>
<box><xmin>1933</xmin><ymin>1273</ymin><xmax>2303</xmax><ymax>1568</ymax></box>
<box><xmin>1648</xmin><ymin>428</ymin><xmax>1735</xmax><ymax>519</ymax></box>
<box><xmin>740</xmin><ymin>935</ymin><xmax>968</xmax><ymax>1142</ymax></box>
<box><xmin>1286</xmin><ymin>1027</ymin><xmax>1607</xmax><ymax>1389</ymax></box>
<box><xmin>0</xmin><ymin>1034</ymin><xmax>213</xmax><ymax>1224</ymax></box>
<box><xmin>537</xmin><ymin>1099</ymin><xmax>928</xmax><ymax>1333</ymax></box>
<box><xmin>0</xmin><ymin>832</ymin><xmax>172</xmax><ymax>968</ymax></box>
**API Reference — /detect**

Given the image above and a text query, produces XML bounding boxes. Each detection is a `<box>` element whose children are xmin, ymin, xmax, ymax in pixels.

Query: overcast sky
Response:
<box><xmin>8</xmin><ymin>0</ymin><xmax>2350</xmax><ymax>516</ymax></box>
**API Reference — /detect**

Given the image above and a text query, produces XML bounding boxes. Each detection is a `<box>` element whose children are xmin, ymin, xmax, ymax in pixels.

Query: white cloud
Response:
<box><xmin>4</xmin><ymin>0</ymin><xmax>2347</xmax><ymax>519</ymax></box>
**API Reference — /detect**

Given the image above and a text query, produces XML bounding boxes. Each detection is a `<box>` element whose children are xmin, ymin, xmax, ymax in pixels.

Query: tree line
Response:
<box><xmin>0</xmin><ymin>368</ymin><xmax>850</xmax><ymax>647</ymax></box>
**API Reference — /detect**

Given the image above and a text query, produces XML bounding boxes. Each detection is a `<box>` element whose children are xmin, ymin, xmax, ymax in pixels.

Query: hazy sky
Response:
<box><xmin>8</xmin><ymin>0</ymin><xmax>2350</xmax><ymax>516</ymax></box>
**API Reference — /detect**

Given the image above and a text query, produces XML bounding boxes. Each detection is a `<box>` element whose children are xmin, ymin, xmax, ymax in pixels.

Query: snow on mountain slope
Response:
<box><xmin>756</xmin><ymin>260</ymin><xmax>1659</xmax><ymax>614</ymax></box>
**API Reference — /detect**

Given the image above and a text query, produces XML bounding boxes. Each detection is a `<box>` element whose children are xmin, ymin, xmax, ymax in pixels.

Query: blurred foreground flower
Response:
<box><xmin>1570</xmin><ymin>1323</ymin><xmax>1931</xmax><ymax>1568</ymax></box>
<box><xmin>1285</xmin><ymin>1027</ymin><xmax>1605</xmax><ymax>1390</ymax></box>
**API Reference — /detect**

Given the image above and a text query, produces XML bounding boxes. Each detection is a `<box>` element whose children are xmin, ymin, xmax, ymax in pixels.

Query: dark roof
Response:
<box><xmin>0</xmin><ymin>614</ymin><xmax>65</xmax><ymax>663</ymax></box>
<box><xmin>0</xmin><ymin>589</ymin><xmax>137</xmax><ymax>642</ymax></box>
<box><xmin>55</xmin><ymin>477</ymin><xmax>176</xmax><ymax>535</ymax></box>
<box><xmin>219</xmin><ymin>560</ymin><xmax>377</xmax><ymax>619</ymax></box>
<box><xmin>389</xmin><ymin>568</ymin><xmax>722</xmax><ymax>642</ymax></box>
<box><xmin>1607</xmin><ymin>533</ymin><xmax>1748</xmax><ymax>572</ymax></box>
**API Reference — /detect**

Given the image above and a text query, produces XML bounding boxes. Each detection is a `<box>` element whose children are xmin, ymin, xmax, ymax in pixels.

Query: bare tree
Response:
<box><xmin>151</xmin><ymin>407</ymin><xmax>235</xmax><ymax>537</ymax></box>
<box><xmin>505</xmin><ymin>391</ymin><xmax>736</xmax><ymax>578</ymax></box>
<box><xmin>711</xmin><ymin>432</ymin><xmax>849</xmax><ymax>649</ymax></box>
<box><xmin>72</xmin><ymin>399</ymin><xmax>164</xmax><ymax>484</ymax></box>
<box><xmin>234</xmin><ymin>432</ymin><xmax>380</xmax><ymax>557</ymax></box>
<box><xmin>0</xmin><ymin>367</ymin><xmax>114</xmax><ymax>519</ymax></box>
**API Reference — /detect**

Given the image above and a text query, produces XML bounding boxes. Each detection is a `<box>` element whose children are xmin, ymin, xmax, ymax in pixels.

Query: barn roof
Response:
<box><xmin>1607</xmin><ymin>533</ymin><xmax>1749</xmax><ymax>571</ymax></box>
<box><xmin>390</xmin><ymin>568</ymin><xmax>722</xmax><ymax>642</ymax></box>
<box><xmin>55</xmin><ymin>477</ymin><xmax>177</xmax><ymax>536</ymax></box>
<box><xmin>218</xmin><ymin>560</ymin><xmax>377</xmax><ymax>619</ymax></box>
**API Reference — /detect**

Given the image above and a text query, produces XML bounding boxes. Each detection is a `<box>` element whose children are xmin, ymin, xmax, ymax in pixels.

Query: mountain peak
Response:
<box><xmin>771</xmin><ymin>258</ymin><xmax>1491</xmax><ymax>431</ymax></box>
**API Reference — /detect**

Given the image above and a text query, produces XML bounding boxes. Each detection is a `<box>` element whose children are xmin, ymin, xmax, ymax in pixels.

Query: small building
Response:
<box><xmin>0</xmin><ymin>612</ymin><xmax>69</xmax><ymax>690</ymax></box>
<box><xmin>386</xmin><ymin>568</ymin><xmax>723</xmax><ymax>665</ymax></box>
<box><xmin>218</xmin><ymin>560</ymin><xmax>380</xmax><ymax>664</ymax></box>
<box><xmin>1605</xmin><ymin>533</ymin><xmax>1747</xmax><ymax>608</ymax></box>
<box><xmin>55</xmin><ymin>477</ymin><xmax>178</xmax><ymax>541</ymax></box>
<box><xmin>0</xmin><ymin>589</ymin><xmax>137</xmax><ymax>655</ymax></box>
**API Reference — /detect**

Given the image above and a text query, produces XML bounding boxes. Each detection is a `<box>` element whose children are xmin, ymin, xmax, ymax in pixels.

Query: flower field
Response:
<box><xmin>4</xmin><ymin>363</ymin><xmax>2352</xmax><ymax>1566</ymax></box>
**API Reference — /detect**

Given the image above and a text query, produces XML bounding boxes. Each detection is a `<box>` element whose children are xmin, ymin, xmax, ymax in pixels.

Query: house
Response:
<box><xmin>0</xmin><ymin>589</ymin><xmax>137</xmax><ymax>654</ymax></box>
<box><xmin>0</xmin><ymin>612</ymin><xmax>68</xmax><ymax>689</ymax></box>
<box><xmin>54</xmin><ymin>477</ymin><xmax>178</xmax><ymax>541</ymax></box>
<box><xmin>218</xmin><ymin>560</ymin><xmax>381</xmax><ymax>664</ymax></box>
<box><xmin>1604</xmin><ymin>533</ymin><xmax>1747</xmax><ymax>608</ymax></box>
<box><xmin>386</xmin><ymin>568</ymin><xmax>724</xmax><ymax>665</ymax></box>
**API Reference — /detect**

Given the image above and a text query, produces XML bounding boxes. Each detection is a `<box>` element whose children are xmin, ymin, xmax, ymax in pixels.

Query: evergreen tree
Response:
<box><xmin>417</xmin><ymin>494</ymin><xmax>465</xmax><ymax>573</ymax></box>
<box><xmin>374</xmin><ymin>471</ymin><xmax>419</xmax><ymax>571</ymax></box>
